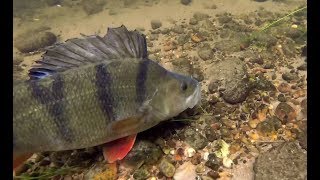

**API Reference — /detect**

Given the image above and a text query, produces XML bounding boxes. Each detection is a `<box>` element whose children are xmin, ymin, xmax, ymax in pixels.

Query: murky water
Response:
<box><xmin>13</xmin><ymin>0</ymin><xmax>307</xmax><ymax>179</ymax></box>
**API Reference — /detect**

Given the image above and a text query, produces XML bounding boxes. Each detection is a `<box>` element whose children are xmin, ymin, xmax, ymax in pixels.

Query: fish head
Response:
<box><xmin>148</xmin><ymin>71</ymin><xmax>201</xmax><ymax>121</ymax></box>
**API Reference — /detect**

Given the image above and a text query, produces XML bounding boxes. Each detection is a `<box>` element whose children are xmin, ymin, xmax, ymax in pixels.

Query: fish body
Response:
<box><xmin>13</xmin><ymin>26</ymin><xmax>201</xmax><ymax>158</ymax></box>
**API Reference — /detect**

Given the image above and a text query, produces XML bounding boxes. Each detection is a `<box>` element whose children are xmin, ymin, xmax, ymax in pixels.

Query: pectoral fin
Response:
<box><xmin>102</xmin><ymin>134</ymin><xmax>137</xmax><ymax>163</ymax></box>
<box><xmin>13</xmin><ymin>153</ymin><xmax>33</xmax><ymax>170</ymax></box>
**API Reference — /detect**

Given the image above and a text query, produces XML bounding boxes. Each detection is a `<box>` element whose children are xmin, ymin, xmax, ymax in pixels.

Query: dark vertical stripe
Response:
<box><xmin>95</xmin><ymin>63</ymin><xmax>115</xmax><ymax>122</ymax></box>
<box><xmin>136</xmin><ymin>60</ymin><xmax>150</xmax><ymax>104</ymax></box>
<box><xmin>30</xmin><ymin>75</ymin><xmax>73</xmax><ymax>142</ymax></box>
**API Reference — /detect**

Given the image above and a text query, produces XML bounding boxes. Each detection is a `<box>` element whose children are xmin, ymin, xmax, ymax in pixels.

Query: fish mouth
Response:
<box><xmin>186</xmin><ymin>83</ymin><xmax>201</xmax><ymax>109</ymax></box>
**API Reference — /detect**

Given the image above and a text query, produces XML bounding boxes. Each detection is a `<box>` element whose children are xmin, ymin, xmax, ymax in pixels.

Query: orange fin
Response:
<box><xmin>13</xmin><ymin>153</ymin><xmax>33</xmax><ymax>170</ymax></box>
<box><xmin>102</xmin><ymin>134</ymin><xmax>137</xmax><ymax>163</ymax></box>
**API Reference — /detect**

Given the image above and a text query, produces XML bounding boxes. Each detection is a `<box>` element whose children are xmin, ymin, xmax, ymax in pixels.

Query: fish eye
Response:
<box><xmin>180</xmin><ymin>82</ymin><xmax>188</xmax><ymax>91</ymax></box>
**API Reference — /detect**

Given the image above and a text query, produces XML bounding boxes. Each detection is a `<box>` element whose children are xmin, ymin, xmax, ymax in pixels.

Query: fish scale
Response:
<box><xmin>13</xmin><ymin>25</ymin><xmax>201</xmax><ymax>159</ymax></box>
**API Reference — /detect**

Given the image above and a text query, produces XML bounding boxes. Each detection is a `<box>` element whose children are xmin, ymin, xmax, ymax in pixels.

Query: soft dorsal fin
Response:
<box><xmin>29</xmin><ymin>25</ymin><xmax>148</xmax><ymax>80</ymax></box>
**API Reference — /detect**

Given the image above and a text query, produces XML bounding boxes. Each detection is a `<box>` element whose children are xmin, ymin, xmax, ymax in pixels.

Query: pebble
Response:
<box><xmin>301</xmin><ymin>45</ymin><xmax>307</xmax><ymax>57</ymax></box>
<box><xmin>208</xmin><ymin>81</ymin><xmax>219</xmax><ymax>93</ymax></box>
<box><xmin>82</xmin><ymin>0</ymin><xmax>106</xmax><ymax>15</ymax></box>
<box><xmin>248</xmin><ymin>119</ymin><xmax>260</xmax><ymax>129</ymax></box>
<box><xmin>201</xmin><ymin>176</ymin><xmax>214</xmax><ymax>180</ymax></box>
<box><xmin>191</xmin><ymin>153</ymin><xmax>202</xmax><ymax>165</ymax></box>
<box><xmin>205</xmin><ymin>154</ymin><xmax>221</xmax><ymax>171</ymax></box>
<box><xmin>256</xmin><ymin>117</ymin><xmax>282</xmax><ymax>136</ymax></box>
<box><xmin>172</xmin><ymin>25</ymin><xmax>184</xmax><ymax>34</ymax></box>
<box><xmin>185</xmin><ymin>147</ymin><xmax>196</xmax><ymax>158</ymax></box>
<box><xmin>218</xmin><ymin>14</ymin><xmax>232</xmax><ymax>24</ymax></box>
<box><xmin>264</xmin><ymin>63</ymin><xmax>274</xmax><ymax>69</ymax></box>
<box><xmin>193</xmin><ymin>12</ymin><xmax>209</xmax><ymax>21</ymax></box>
<box><xmin>275</xmin><ymin>102</ymin><xmax>297</xmax><ymax>123</ymax></box>
<box><xmin>196</xmin><ymin>164</ymin><xmax>206</xmax><ymax>173</ymax></box>
<box><xmin>181</xmin><ymin>0</ymin><xmax>192</xmax><ymax>5</ymax></box>
<box><xmin>207</xmin><ymin>170</ymin><xmax>220</xmax><ymax>179</ymax></box>
<box><xmin>222</xmin><ymin>157</ymin><xmax>233</xmax><ymax>168</ymax></box>
<box><xmin>203</xmin><ymin>152</ymin><xmax>210</xmax><ymax>161</ymax></box>
<box><xmin>277</xmin><ymin>94</ymin><xmax>287</xmax><ymax>102</ymax></box>
<box><xmin>282</xmin><ymin>72</ymin><xmax>299</xmax><ymax>82</ymax></box>
<box><xmin>133</xmin><ymin>168</ymin><xmax>150</xmax><ymax>180</ymax></box>
<box><xmin>161</xmin><ymin>28</ymin><xmax>170</xmax><ymax>34</ymax></box>
<box><xmin>39</xmin><ymin>157</ymin><xmax>51</xmax><ymax>166</ymax></box>
<box><xmin>297</xmin><ymin>63</ymin><xmax>307</xmax><ymax>71</ymax></box>
<box><xmin>159</xmin><ymin>159</ymin><xmax>176</xmax><ymax>178</ymax></box>
<box><xmin>292</xmin><ymin>89</ymin><xmax>305</xmax><ymax>99</ymax></box>
<box><xmin>277</xmin><ymin>83</ymin><xmax>291</xmax><ymax>93</ymax></box>
<box><xmin>189</xmin><ymin>17</ymin><xmax>198</xmax><ymax>25</ymax></box>
<box><xmin>197</xmin><ymin>46</ymin><xmax>213</xmax><ymax>60</ymax></box>
<box><xmin>184</xmin><ymin>128</ymin><xmax>208</xmax><ymax>150</ymax></box>
<box><xmin>151</xmin><ymin>20</ymin><xmax>162</xmax><ymax>29</ymax></box>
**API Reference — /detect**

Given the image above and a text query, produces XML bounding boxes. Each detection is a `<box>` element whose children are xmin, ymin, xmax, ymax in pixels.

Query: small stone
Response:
<box><xmin>277</xmin><ymin>94</ymin><xmax>287</xmax><ymax>102</ymax></box>
<box><xmin>149</xmin><ymin>34</ymin><xmax>159</xmax><ymax>41</ymax></box>
<box><xmin>207</xmin><ymin>170</ymin><xmax>220</xmax><ymax>179</ymax></box>
<box><xmin>205</xmin><ymin>126</ymin><xmax>219</xmax><ymax>142</ymax></box>
<box><xmin>256</xmin><ymin>117</ymin><xmax>282</xmax><ymax>136</ymax></box>
<box><xmin>208</xmin><ymin>81</ymin><xmax>219</xmax><ymax>93</ymax></box>
<box><xmin>82</xmin><ymin>0</ymin><xmax>106</xmax><ymax>15</ymax></box>
<box><xmin>205</xmin><ymin>154</ymin><xmax>221</xmax><ymax>171</ymax></box>
<box><xmin>189</xmin><ymin>17</ymin><xmax>198</xmax><ymax>25</ymax></box>
<box><xmin>248</xmin><ymin>119</ymin><xmax>260</xmax><ymax>129</ymax></box>
<box><xmin>203</xmin><ymin>152</ymin><xmax>210</xmax><ymax>161</ymax></box>
<box><xmin>286</xmin><ymin>28</ymin><xmax>303</xmax><ymax>40</ymax></box>
<box><xmin>173</xmin><ymin>162</ymin><xmax>196</xmax><ymax>180</ymax></box>
<box><xmin>254</xmin><ymin>75</ymin><xmax>276</xmax><ymax>91</ymax></box>
<box><xmin>123</xmin><ymin>140</ymin><xmax>162</xmax><ymax>168</ymax></box>
<box><xmin>277</xmin><ymin>83</ymin><xmax>291</xmax><ymax>94</ymax></box>
<box><xmin>282</xmin><ymin>72</ymin><xmax>299</xmax><ymax>82</ymax></box>
<box><xmin>220</xmin><ymin>127</ymin><xmax>232</xmax><ymax>139</ymax></box>
<box><xmin>193</xmin><ymin>12</ymin><xmax>209</xmax><ymax>21</ymax></box>
<box><xmin>208</xmin><ymin>95</ymin><xmax>219</xmax><ymax>105</ymax></box>
<box><xmin>222</xmin><ymin>157</ymin><xmax>233</xmax><ymax>168</ymax></box>
<box><xmin>297</xmin><ymin>63</ymin><xmax>307</xmax><ymax>71</ymax></box>
<box><xmin>180</xmin><ymin>0</ymin><xmax>191</xmax><ymax>5</ymax></box>
<box><xmin>184</xmin><ymin>128</ymin><xmax>208</xmax><ymax>150</ymax></box>
<box><xmin>185</xmin><ymin>147</ymin><xmax>196</xmax><ymax>158</ymax></box>
<box><xmin>218</xmin><ymin>14</ymin><xmax>232</xmax><ymax>24</ymax></box>
<box><xmin>250</xmin><ymin>57</ymin><xmax>264</xmax><ymax>65</ymax></box>
<box><xmin>191</xmin><ymin>153</ymin><xmax>202</xmax><ymax>165</ymax></box>
<box><xmin>198</xmin><ymin>46</ymin><xmax>213</xmax><ymax>60</ymax></box>
<box><xmin>292</xmin><ymin>89</ymin><xmax>305</xmax><ymax>99</ymax></box>
<box><xmin>172</xmin><ymin>25</ymin><xmax>184</xmax><ymax>34</ymax></box>
<box><xmin>159</xmin><ymin>159</ymin><xmax>176</xmax><ymax>178</ymax></box>
<box><xmin>177</xmin><ymin>34</ymin><xmax>189</xmax><ymax>45</ymax></box>
<box><xmin>301</xmin><ymin>45</ymin><xmax>307</xmax><ymax>57</ymax></box>
<box><xmin>39</xmin><ymin>157</ymin><xmax>51</xmax><ymax>166</ymax></box>
<box><xmin>196</xmin><ymin>164</ymin><xmax>206</xmax><ymax>173</ymax></box>
<box><xmin>133</xmin><ymin>168</ymin><xmax>150</xmax><ymax>180</ymax></box>
<box><xmin>275</xmin><ymin>102</ymin><xmax>297</xmax><ymax>123</ymax></box>
<box><xmin>264</xmin><ymin>63</ymin><xmax>274</xmax><ymax>69</ymax></box>
<box><xmin>161</xmin><ymin>28</ymin><xmax>170</xmax><ymax>34</ymax></box>
<box><xmin>151</xmin><ymin>20</ymin><xmax>162</xmax><ymax>29</ymax></box>
<box><xmin>201</xmin><ymin>176</ymin><xmax>214</xmax><ymax>180</ymax></box>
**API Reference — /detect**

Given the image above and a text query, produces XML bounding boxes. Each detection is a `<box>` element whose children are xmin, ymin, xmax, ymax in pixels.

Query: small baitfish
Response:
<box><xmin>13</xmin><ymin>25</ymin><xmax>201</xmax><ymax>168</ymax></box>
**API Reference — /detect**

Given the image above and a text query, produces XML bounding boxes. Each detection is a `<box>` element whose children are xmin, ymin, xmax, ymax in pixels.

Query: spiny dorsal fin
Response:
<box><xmin>29</xmin><ymin>25</ymin><xmax>148</xmax><ymax>80</ymax></box>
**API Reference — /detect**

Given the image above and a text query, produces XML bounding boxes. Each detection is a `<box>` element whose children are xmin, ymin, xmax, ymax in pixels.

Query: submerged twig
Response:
<box><xmin>260</xmin><ymin>6</ymin><xmax>307</xmax><ymax>32</ymax></box>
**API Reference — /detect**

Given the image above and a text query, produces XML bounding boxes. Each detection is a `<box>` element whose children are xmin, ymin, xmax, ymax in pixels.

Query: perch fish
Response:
<box><xmin>13</xmin><ymin>25</ymin><xmax>201</xmax><ymax>168</ymax></box>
